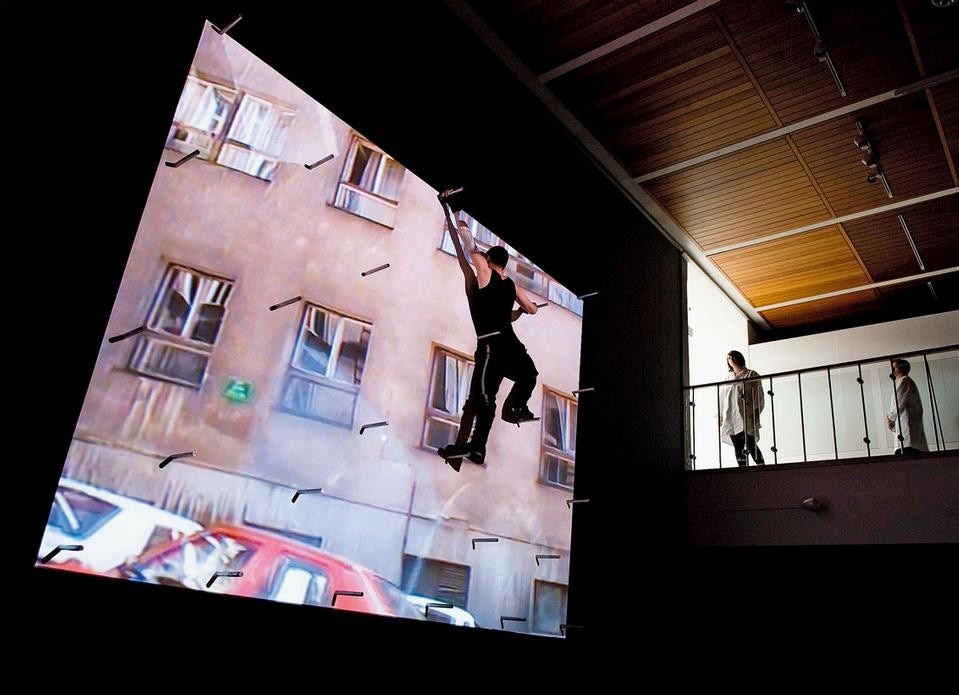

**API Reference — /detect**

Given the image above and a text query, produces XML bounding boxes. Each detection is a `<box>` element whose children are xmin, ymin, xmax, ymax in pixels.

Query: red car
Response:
<box><xmin>114</xmin><ymin>524</ymin><xmax>424</xmax><ymax>620</ymax></box>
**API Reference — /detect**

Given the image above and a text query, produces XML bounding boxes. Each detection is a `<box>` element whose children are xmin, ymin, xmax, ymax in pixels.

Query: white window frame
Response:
<box><xmin>129</xmin><ymin>264</ymin><xmax>234</xmax><ymax>388</ymax></box>
<box><xmin>422</xmin><ymin>345</ymin><xmax>475</xmax><ymax>452</ymax></box>
<box><xmin>279</xmin><ymin>302</ymin><xmax>373</xmax><ymax>428</ymax></box>
<box><xmin>167</xmin><ymin>73</ymin><xmax>294</xmax><ymax>181</ymax></box>
<box><xmin>540</xmin><ymin>387</ymin><xmax>577</xmax><ymax>490</ymax></box>
<box><xmin>530</xmin><ymin>579</ymin><xmax>568</xmax><ymax>636</ymax></box>
<box><xmin>333</xmin><ymin>135</ymin><xmax>406</xmax><ymax>227</ymax></box>
<box><xmin>216</xmin><ymin>93</ymin><xmax>295</xmax><ymax>180</ymax></box>
<box><xmin>168</xmin><ymin>74</ymin><xmax>239</xmax><ymax>159</ymax></box>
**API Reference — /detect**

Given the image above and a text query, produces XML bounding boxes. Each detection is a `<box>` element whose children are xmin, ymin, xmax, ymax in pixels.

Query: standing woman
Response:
<box><xmin>720</xmin><ymin>350</ymin><xmax>766</xmax><ymax>466</ymax></box>
<box><xmin>886</xmin><ymin>358</ymin><xmax>929</xmax><ymax>454</ymax></box>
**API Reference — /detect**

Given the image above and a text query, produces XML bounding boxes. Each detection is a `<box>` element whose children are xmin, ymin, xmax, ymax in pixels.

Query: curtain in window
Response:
<box><xmin>556</xmin><ymin>397</ymin><xmax>570</xmax><ymax>452</ymax></box>
<box><xmin>228</xmin><ymin>96</ymin><xmax>292</xmax><ymax>157</ymax></box>
<box><xmin>443</xmin><ymin>355</ymin><xmax>457</xmax><ymax>413</ymax></box>
<box><xmin>376</xmin><ymin>157</ymin><xmax>405</xmax><ymax>200</ymax></box>
<box><xmin>298</xmin><ymin>308</ymin><xmax>369</xmax><ymax>386</ymax></box>
<box><xmin>155</xmin><ymin>268</ymin><xmax>231</xmax><ymax>342</ymax></box>
<box><xmin>190</xmin><ymin>276</ymin><xmax>231</xmax><ymax>344</ymax></box>
<box><xmin>434</xmin><ymin>354</ymin><xmax>472</xmax><ymax>414</ymax></box>
<box><xmin>157</xmin><ymin>268</ymin><xmax>195</xmax><ymax>335</ymax></box>
<box><xmin>300</xmin><ymin>306</ymin><xmax>333</xmax><ymax>376</ymax></box>
<box><xmin>354</xmin><ymin>146</ymin><xmax>380</xmax><ymax>191</ymax></box>
<box><xmin>544</xmin><ymin>394</ymin><xmax>576</xmax><ymax>454</ymax></box>
<box><xmin>175</xmin><ymin>79</ymin><xmax>233</xmax><ymax>134</ymax></box>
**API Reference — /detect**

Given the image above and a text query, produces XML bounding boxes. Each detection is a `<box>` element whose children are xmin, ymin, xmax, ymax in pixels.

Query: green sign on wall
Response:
<box><xmin>223</xmin><ymin>378</ymin><xmax>253</xmax><ymax>403</ymax></box>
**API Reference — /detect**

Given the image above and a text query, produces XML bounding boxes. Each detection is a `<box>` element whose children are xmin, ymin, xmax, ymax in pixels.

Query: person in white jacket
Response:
<box><xmin>887</xmin><ymin>358</ymin><xmax>929</xmax><ymax>454</ymax></box>
<box><xmin>720</xmin><ymin>350</ymin><xmax>765</xmax><ymax>466</ymax></box>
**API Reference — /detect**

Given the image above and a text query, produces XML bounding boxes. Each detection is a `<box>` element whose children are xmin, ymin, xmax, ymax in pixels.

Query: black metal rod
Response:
<box><xmin>826</xmin><ymin>368</ymin><xmax>839</xmax><ymax>460</ymax></box>
<box><xmin>922</xmin><ymin>353</ymin><xmax>945</xmax><ymax>451</ymax></box>
<box><xmin>742</xmin><ymin>377</ymin><xmax>751</xmax><ymax>466</ymax></box>
<box><xmin>857</xmin><ymin>363</ymin><xmax>871</xmax><ymax>458</ymax></box>
<box><xmin>717</xmin><ymin>384</ymin><xmax>722</xmax><ymax>469</ymax></box>
<box><xmin>798</xmin><ymin>372</ymin><xmax>807</xmax><ymax>463</ymax></box>
<box><xmin>922</xmin><ymin>367</ymin><xmax>940</xmax><ymax>451</ymax></box>
<box><xmin>799</xmin><ymin>2</ymin><xmax>846</xmax><ymax>96</ymax></box>
<box><xmin>690</xmin><ymin>388</ymin><xmax>696</xmax><ymax>470</ymax></box>
<box><xmin>768</xmin><ymin>377</ymin><xmax>778</xmax><ymax>465</ymax></box>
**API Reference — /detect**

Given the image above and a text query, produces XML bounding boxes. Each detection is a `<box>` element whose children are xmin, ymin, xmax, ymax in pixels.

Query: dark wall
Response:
<box><xmin>10</xmin><ymin>0</ymin><xmax>948</xmax><ymax>669</ymax></box>
<box><xmin>687</xmin><ymin>456</ymin><xmax>959</xmax><ymax>545</ymax></box>
<box><xmin>11</xmin><ymin>0</ymin><xmax>687</xmax><ymax>665</ymax></box>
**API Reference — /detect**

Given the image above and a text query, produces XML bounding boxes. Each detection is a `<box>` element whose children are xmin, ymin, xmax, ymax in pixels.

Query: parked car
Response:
<box><xmin>113</xmin><ymin>524</ymin><xmax>426</xmax><ymax>620</ymax></box>
<box><xmin>404</xmin><ymin>594</ymin><xmax>478</xmax><ymax>627</ymax></box>
<box><xmin>38</xmin><ymin>478</ymin><xmax>202</xmax><ymax>573</ymax></box>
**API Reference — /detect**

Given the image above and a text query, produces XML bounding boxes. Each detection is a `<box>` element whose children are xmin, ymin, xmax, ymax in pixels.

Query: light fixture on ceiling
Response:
<box><xmin>898</xmin><ymin>214</ymin><xmax>926</xmax><ymax>271</ymax></box>
<box><xmin>789</xmin><ymin>1</ymin><xmax>847</xmax><ymax>97</ymax></box>
<box><xmin>856</xmin><ymin>121</ymin><xmax>894</xmax><ymax>198</ymax></box>
<box><xmin>865</xmin><ymin>169</ymin><xmax>894</xmax><ymax>197</ymax></box>
<box><xmin>930</xmin><ymin>0</ymin><xmax>956</xmax><ymax>9</ymax></box>
<box><xmin>879</xmin><ymin>172</ymin><xmax>894</xmax><ymax>197</ymax></box>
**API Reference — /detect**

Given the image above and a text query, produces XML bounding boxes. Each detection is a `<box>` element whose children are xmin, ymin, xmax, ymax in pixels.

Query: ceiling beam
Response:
<box><xmin>635</xmin><ymin>68</ymin><xmax>959</xmax><ymax>183</ymax></box>
<box><xmin>896</xmin><ymin>0</ymin><xmax>959</xmax><ymax>187</ymax></box>
<box><xmin>710</xmin><ymin>8</ymin><xmax>875</xmax><ymax>285</ymax></box>
<box><xmin>754</xmin><ymin>267</ymin><xmax>959</xmax><ymax>312</ymax></box>
<box><xmin>444</xmin><ymin>0</ymin><xmax>771</xmax><ymax>330</ymax></box>
<box><xmin>538</xmin><ymin>0</ymin><xmax>721</xmax><ymax>83</ymax></box>
<box><xmin>704</xmin><ymin>187</ymin><xmax>959</xmax><ymax>256</ymax></box>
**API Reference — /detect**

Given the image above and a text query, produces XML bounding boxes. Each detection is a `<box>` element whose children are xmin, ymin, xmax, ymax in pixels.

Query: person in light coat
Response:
<box><xmin>886</xmin><ymin>358</ymin><xmax>929</xmax><ymax>454</ymax></box>
<box><xmin>720</xmin><ymin>350</ymin><xmax>765</xmax><ymax>466</ymax></box>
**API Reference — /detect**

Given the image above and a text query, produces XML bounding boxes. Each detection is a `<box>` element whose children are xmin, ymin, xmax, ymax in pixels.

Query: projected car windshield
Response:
<box><xmin>37</xmin><ymin>21</ymin><xmax>582</xmax><ymax>637</ymax></box>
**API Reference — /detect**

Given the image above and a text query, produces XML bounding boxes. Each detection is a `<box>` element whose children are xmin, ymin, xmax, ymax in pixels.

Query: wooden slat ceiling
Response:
<box><xmin>466</xmin><ymin>0</ymin><xmax>959</xmax><ymax>333</ymax></box>
<box><xmin>790</xmin><ymin>93</ymin><xmax>954</xmax><ymax>215</ymax></box>
<box><xmin>645</xmin><ymin>137</ymin><xmax>832</xmax><ymax>249</ymax></box>
<box><xmin>711</xmin><ymin>226</ymin><xmax>872</xmax><ymax>307</ymax></box>
<box><xmin>760</xmin><ymin>289</ymin><xmax>881</xmax><ymax>329</ymax></box>
<box><xmin>933</xmin><ymin>81</ymin><xmax>959</xmax><ymax>163</ymax></box>
<box><xmin>880</xmin><ymin>272</ymin><xmax>959</xmax><ymax>304</ymax></box>
<box><xmin>842</xmin><ymin>195</ymin><xmax>959</xmax><ymax>281</ymax></box>
<box><xmin>549</xmin><ymin>11</ymin><xmax>780</xmax><ymax>174</ymax></box>
<box><xmin>716</xmin><ymin>0</ymin><xmax>918</xmax><ymax>124</ymax></box>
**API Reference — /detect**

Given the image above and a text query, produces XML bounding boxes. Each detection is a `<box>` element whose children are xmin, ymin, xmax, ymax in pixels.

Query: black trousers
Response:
<box><xmin>730</xmin><ymin>431</ymin><xmax>764</xmax><ymax>466</ymax></box>
<box><xmin>458</xmin><ymin>338</ymin><xmax>538</xmax><ymax>450</ymax></box>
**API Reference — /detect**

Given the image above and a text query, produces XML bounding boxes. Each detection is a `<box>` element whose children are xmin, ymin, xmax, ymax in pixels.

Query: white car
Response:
<box><xmin>404</xmin><ymin>594</ymin><xmax>478</xmax><ymax>627</ymax></box>
<box><xmin>38</xmin><ymin>478</ymin><xmax>202</xmax><ymax>573</ymax></box>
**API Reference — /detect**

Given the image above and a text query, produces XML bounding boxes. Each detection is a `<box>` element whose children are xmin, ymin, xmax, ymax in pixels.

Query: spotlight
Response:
<box><xmin>853</xmin><ymin>135</ymin><xmax>870</xmax><ymax>150</ymax></box>
<box><xmin>866</xmin><ymin>172</ymin><xmax>878</xmax><ymax>184</ymax></box>
<box><xmin>785</xmin><ymin>0</ymin><xmax>804</xmax><ymax>12</ymax></box>
<box><xmin>931</xmin><ymin>0</ymin><xmax>956</xmax><ymax>8</ymax></box>
<box><xmin>813</xmin><ymin>39</ymin><xmax>828</xmax><ymax>59</ymax></box>
<box><xmin>861</xmin><ymin>152</ymin><xmax>877</xmax><ymax>167</ymax></box>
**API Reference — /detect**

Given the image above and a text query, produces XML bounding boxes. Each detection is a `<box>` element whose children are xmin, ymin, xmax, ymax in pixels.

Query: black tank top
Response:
<box><xmin>475</xmin><ymin>273</ymin><xmax>518</xmax><ymax>342</ymax></box>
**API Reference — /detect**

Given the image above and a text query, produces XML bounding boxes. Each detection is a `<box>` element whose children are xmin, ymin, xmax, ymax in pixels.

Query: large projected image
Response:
<box><xmin>36</xmin><ymin>23</ymin><xmax>582</xmax><ymax>635</ymax></box>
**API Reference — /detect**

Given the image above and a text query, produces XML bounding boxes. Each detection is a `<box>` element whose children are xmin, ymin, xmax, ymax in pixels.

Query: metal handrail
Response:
<box><xmin>683</xmin><ymin>343</ymin><xmax>959</xmax><ymax>391</ymax></box>
<box><xmin>684</xmin><ymin>343</ymin><xmax>957</xmax><ymax>469</ymax></box>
